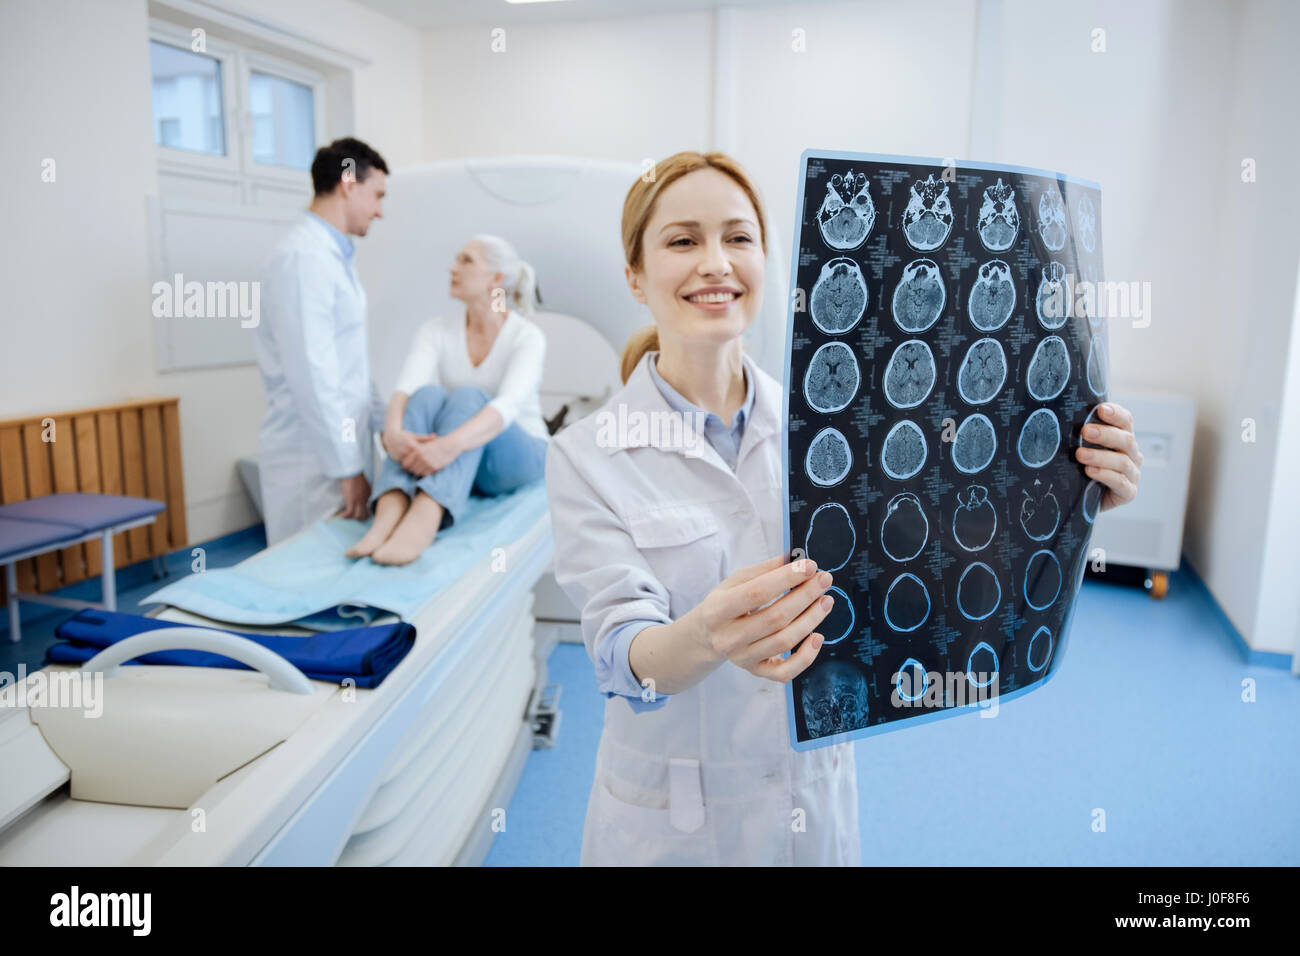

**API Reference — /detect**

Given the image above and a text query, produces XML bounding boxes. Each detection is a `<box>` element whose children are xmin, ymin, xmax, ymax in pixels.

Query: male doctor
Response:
<box><xmin>255</xmin><ymin>137</ymin><xmax>389</xmax><ymax>545</ymax></box>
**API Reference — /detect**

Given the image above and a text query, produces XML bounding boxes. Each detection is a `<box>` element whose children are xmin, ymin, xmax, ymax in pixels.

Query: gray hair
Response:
<box><xmin>471</xmin><ymin>234</ymin><xmax>540</xmax><ymax>316</ymax></box>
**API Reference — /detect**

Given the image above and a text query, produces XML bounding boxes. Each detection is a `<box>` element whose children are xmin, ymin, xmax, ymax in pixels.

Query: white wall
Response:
<box><xmin>422</xmin><ymin>12</ymin><xmax>716</xmax><ymax>163</ymax></box>
<box><xmin>1193</xmin><ymin>0</ymin><xmax>1300</xmax><ymax>655</ymax></box>
<box><xmin>0</xmin><ymin>0</ymin><xmax>423</xmax><ymax>543</ymax></box>
<box><xmin>419</xmin><ymin>0</ymin><xmax>1297</xmax><ymax>653</ymax></box>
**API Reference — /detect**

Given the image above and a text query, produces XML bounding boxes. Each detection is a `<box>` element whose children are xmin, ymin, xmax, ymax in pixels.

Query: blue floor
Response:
<box><xmin>5</xmin><ymin>535</ymin><xmax>1296</xmax><ymax>866</ymax></box>
<box><xmin>484</xmin><ymin>560</ymin><xmax>1300</xmax><ymax>866</ymax></box>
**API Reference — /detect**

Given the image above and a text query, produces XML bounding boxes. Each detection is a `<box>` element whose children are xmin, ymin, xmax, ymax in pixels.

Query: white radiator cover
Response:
<box><xmin>1088</xmin><ymin>389</ymin><xmax>1196</xmax><ymax>571</ymax></box>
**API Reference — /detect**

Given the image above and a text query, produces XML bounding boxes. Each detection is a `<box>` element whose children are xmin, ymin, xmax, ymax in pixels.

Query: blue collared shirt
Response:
<box><xmin>308</xmin><ymin>211</ymin><xmax>355</xmax><ymax>263</ymax></box>
<box><xmin>601</xmin><ymin>351</ymin><xmax>756</xmax><ymax>713</ymax></box>
<box><xmin>647</xmin><ymin>351</ymin><xmax>755</xmax><ymax>471</ymax></box>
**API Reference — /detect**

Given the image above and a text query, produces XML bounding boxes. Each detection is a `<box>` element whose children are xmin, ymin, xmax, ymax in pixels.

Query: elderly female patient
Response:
<box><xmin>348</xmin><ymin>235</ymin><xmax>550</xmax><ymax>565</ymax></box>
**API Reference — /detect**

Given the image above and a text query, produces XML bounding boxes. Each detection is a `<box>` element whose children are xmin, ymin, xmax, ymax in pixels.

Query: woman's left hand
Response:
<box><xmin>1074</xmin><ymin>402</ymin><xmax>1143</xmax><ymax>512</ymax></box>
<box><xmin>401</xmin><ymin>434</ymin><xmax>460</xmax><ymax>477</ymax></box>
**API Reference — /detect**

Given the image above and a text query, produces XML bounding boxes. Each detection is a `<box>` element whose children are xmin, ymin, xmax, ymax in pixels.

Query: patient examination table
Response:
<box><xmin>0</xmin><ymin>489</ymin><xmax>553</xmax><ymax>866</ymax></box>
<box><xmin>1</xmin><ymin>493</ymin><xmax>164</xmax><ymax>644</ymax></box>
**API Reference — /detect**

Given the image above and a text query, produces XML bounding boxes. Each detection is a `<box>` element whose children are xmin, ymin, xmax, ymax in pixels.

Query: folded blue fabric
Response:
<box><xmin>46</xmin><ymin>609</ymin><xmax>415</xmax><ymax>688</ymax></box>
<box><xmin>291</xmin><ymin>604</ymin><xmax>384</xmax><ymax>632</ymax></box>
<box><xmin>139</xmin><ymin>481</ymin><xmax>548</xmax><ymax>627</ymax></box>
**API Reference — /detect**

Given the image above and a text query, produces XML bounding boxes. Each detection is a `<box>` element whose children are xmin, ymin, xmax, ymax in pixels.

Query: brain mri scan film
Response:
<box><xmin>783</xmin><ymin>150</ymin><xmax>1106</xmax><ymax>749</ymax></box>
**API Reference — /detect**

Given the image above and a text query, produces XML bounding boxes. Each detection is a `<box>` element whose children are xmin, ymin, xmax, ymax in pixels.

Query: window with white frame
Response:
<box><xmin>148</xmin><ymin>20</ymin><xmax>326</xmax><ymax>207</ymax></box>
<box><xmin>146</xmin><ymin>15</ymin><xmax>340</xmax><ymax>373</ymax></box>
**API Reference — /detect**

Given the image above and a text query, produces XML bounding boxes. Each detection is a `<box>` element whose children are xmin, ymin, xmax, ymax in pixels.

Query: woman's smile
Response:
<box><xmin>682</xmin><ymin>287</ymin><xmax>744</xmax><ymax>312</ymax></box>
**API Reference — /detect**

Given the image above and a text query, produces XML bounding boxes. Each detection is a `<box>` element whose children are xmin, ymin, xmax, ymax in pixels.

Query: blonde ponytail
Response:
<box><xmin>619</xmin><ymin>324</ymin><xmax>659</xmax><ymax>384</ymax></box>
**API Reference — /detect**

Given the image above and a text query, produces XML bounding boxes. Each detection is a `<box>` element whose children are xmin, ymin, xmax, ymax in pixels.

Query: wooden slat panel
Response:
<box><xmin>96</xmin><ymin>411</ymin><xmax>129</xmax><ymax>570</ymax></box>
<box><xmin>0</xmin><ymin>397</ymin><xmax>182</xmax><ymax>430</ymax></box>
<box><xmin>0</xmin><ymin>427</ymin><xmax>25</xmax><ymax>500</ymax></box>
<box><xmin>20</xmin><ymin>423</ymin><xmax>57</xmax><ymax>590</ymax></box>
<box><xmin>162</xmin><ymin>402</ymin><xmax>187</xmax><ymax>550</ymax></box>
<box><xmin>74</xmin><ymin>415</ymin><xmax>103</xmax><ymax>577</ymax></box>
<box><xmin>141</xmin><ymin>405</ymin><xmax>168</xmax><ymax>554</ymax></box>
<box><xmin>48</xmin><ymin>416</ymin><xmax>85</xmax><ymax>585</ymax></box>
<box><xmin>0</xmin><ymin>398</ymin><xmax>187</xmax><ymax>596</ymax></box>
<box><xmin>119</xmin><ymin>409</ymin><xmax>149</xmax><ymax>561</ymax></box>
<box><xmin>0</xmin><ymin>426</ymin><xmax>34</xmax><ymax>604</ymax></box>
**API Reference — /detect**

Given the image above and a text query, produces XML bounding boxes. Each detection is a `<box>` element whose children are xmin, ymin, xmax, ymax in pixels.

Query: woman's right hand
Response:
<box><xmin>383</xmin><ymin>427</ymin><xmax>430</xmax><ymax>463</ymax></box>
<box><xmin>680</xmin><ymin>554</ymin><xmax>834</xmax><ymax>683</ymax></box>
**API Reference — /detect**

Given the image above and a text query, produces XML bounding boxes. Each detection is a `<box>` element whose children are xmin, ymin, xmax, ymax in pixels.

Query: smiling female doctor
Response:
<box><xmin>545</xmin><ymin>152</ymin><xmax>1143</xmax><ymax>867</ymax></box>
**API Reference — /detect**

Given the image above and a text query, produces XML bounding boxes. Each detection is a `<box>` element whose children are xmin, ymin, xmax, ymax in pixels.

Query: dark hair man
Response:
<box><xmin>255</xmin><ymin>137</ymin><xmax>390</xmax><ymax>544</ymax></box>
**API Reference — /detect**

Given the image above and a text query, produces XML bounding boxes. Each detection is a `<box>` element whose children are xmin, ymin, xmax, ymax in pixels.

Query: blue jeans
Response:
<box><xmin>371</xmin><ymin>384</ymin><xmax>547</xmax><ymax>530</ymax></box>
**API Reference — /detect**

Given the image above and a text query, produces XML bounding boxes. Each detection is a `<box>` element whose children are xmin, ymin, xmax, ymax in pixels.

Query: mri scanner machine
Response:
<box><xmin>0</xmin><ymin>155</ymin><xmax>788</xmax><ymax>866</ymax></box>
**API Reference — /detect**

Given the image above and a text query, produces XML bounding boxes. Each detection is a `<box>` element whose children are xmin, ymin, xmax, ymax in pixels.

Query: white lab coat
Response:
<box><xmin>545</xmin><ymin>350</ymin><xmax>860</xmax><ymax>866</ymax></box>
<box><xmin>255</xmin><ymin>214</ymin><xmax>384</xmax><ymax>545</ymax></box>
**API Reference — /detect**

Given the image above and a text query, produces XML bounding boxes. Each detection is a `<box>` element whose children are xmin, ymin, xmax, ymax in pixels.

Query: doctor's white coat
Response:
<box><xmin>255</xmin><ymin>214</ymin><xmax>384</xmax><ymax>545</ymax></box>
<box><xmin>545</xmin><ymin>349</ymin><xmax>860</xmax><ymax>866</ymax></box>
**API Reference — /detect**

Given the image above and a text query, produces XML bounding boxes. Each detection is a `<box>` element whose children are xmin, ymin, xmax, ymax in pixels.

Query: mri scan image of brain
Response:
<box><xmin>1035</xmin><ymin>261</ymin><xmax>1072</xmax><ymax>330</ymax></box>
<box><xmin>810</xmin><ymin>257</ymin><xmax>868</xmax><ymax>334</ymax></box>
<box><xmin>881</xmin><ymin>420</ymin><xmax>927</xmax><ymax>480</ymax></box>
<box><xmin>892</xmin><ymin>258</ymin><xmax>945</xmax><ymax>333</ymax></box>
<box><xmin>1079</xmin><ymin>259</ymin><xmax>1105</xmax><ymax>326</ymax></box>
<box><xmin>1026</xmin><ymin>335</ymin><xmax>1071</xmax><ymax>401</ymax></box>
<box><xmin>953</xmin><ymin>484</ymin><xmax>997</xmax><ymax>552</ymax></box>
<box><xmin>816</xmin><ymin>169</ymin><xmax>876</xmax><ymax>250</ymax></box>
<box><xmin>883</xmin><ymin>339</ymin><xmax>937</xmax><ymax>409</ymax></box>
<box><xmin>1026</xmin><ymin>625</ymin><xmax>1054</xmax><ymax>672</ymax></box>
<box><xmin>1019</xmin><ymin>480</ymin><xmax>1061</xmax><ymax>541</ymax></box>
<box><xmin>1024</xmin><ymin>550</ymin><xmax>1062</xmax><ymax>611</ymax></box>
<box><xmin>800</xmin><ymin>659</ymin><xmax>871</xmax><ymax>738</ymax></box>
<box><xmin>968</xmin><ymin>259</ymin><xmax>1015</xmax><ymax>332</ymax></box>
<box><xmin>819</xmin><ymin>586</ymin><xmax>856</xmax><ymax>645</ymax></box>
<box><xmin>1077</xmin><ymin>193</ymin><xmax>1097</xmax><ymax>253</ymax></box>
<box><xmin>803</xmin><ymin>341</ymin><xmax>860</xmax><ymax>413</ymax></box>
<box><xmin>805</xmin><ymin>426</ymin><xmax>852</xmax><ymax>487</ymax></box>
<box><xmin>966</xmin><ymin>641</ymin><xmax>1000</xmax><ymax>688</ymax></box>
<box><xmin>1083</xmin><ymin>479</ymin><xmax>1103</xmax><ymax>523</ymax></box>
<box><xmin>956</xmin><ymin>561</ymin><xmax>1001</xmax><ymax>621</ymax></box>
<box><xmin>881</xmin><ymin>492</ymin><xmax>929</xmax><ymax>562</ymax></box>
<box><xmin>952</xmin><ymin>414</ymin><xmax>996</xmax><ymax>474</ymax></box>
<box><xmin>804</xmin><ymin>501</ymin><xmax>856</xmax><ymax>572</ymax></box>
<box><xmin>1038</xmin><ymin>188</ymin><xmax>1068</xmax><ymax>251</ymax></box>
<box><xmin>977</xmin><ymin>178</ymin><xmax>1019</xmax><ymax>251</ymax></box>
<box><xmin>1018</xmin><ymin>408</ymin><xmax>1061</xmax><ymax>468</ymax></box>
<box><xmin>957</xmin><ymin>338</ymin><xmax>1007</xmax><ymax>405</ymax></box>
<box><xmin>894</xmin><ymin>657</ymin><xmax>933</xmax><ymax>703</ymax></box>
<box><xmin>1087</xmin><ymin>336</ymin><xmax>1109</xmax><ymax>396</ymax></box>
<box><xmin>884</xmin><ymin>572</ymin><xmax>931</xmax><ymax>632</ymax></box>
<box><xmin>901</xmin><ymin>175</ymin><xmax>954</xmax><ymax>251</ymax></box>
<box><xmin>787</xmin><ymin>153</ymin><xmax>1105</xmax><ymax>747</ymax></box>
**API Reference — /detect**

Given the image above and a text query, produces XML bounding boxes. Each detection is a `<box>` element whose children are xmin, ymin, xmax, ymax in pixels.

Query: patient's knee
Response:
<box><xmin>404</xmin><ymin>385</ymin><xmax>448</xmax><ymax>427</ymax></box>
<box><xmin>448</xmin><ymin>385</ymin><xmax>490</xmax><ymax>406</ymax></box>
<box><xmin>409</xmin><ymin>384</ymin><xmax>448</xmax><ymax>406</ymax></box>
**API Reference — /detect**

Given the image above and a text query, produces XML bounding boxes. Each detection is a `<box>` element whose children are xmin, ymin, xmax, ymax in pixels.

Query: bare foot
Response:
<box><xmin>371</xmin><ymin>492</ymin><xmax>445</xmax><ymax>565</ymax></box>
<box><xmin>346</xmin><ymin>490</ymin><xmax>409</xmax><ymax>558</ymax></box>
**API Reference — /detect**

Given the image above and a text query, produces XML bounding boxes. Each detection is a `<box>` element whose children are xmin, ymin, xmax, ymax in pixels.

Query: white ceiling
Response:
<box><xmin>350</xmin><ymin>0</ymin><xmax>813</xmax><ymax>30</ymax></box>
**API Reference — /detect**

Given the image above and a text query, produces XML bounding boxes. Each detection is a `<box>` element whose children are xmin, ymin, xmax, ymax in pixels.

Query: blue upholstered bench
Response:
<box><xmin>0</xmin><ymin>493</ymin><xmax>165</xmax><ymax>642</ymax></box>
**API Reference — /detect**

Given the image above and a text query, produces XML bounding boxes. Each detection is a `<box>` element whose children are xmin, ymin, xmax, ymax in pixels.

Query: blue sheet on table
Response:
<box><xmin>46</xmin><ymin>609</ymin><xmax>415</xmax><ymax>688</ymax></box>
<box><xmin>139</xmin><ymin>482</ymin><xmax>548</xmax><ymax>627</ymax></box>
